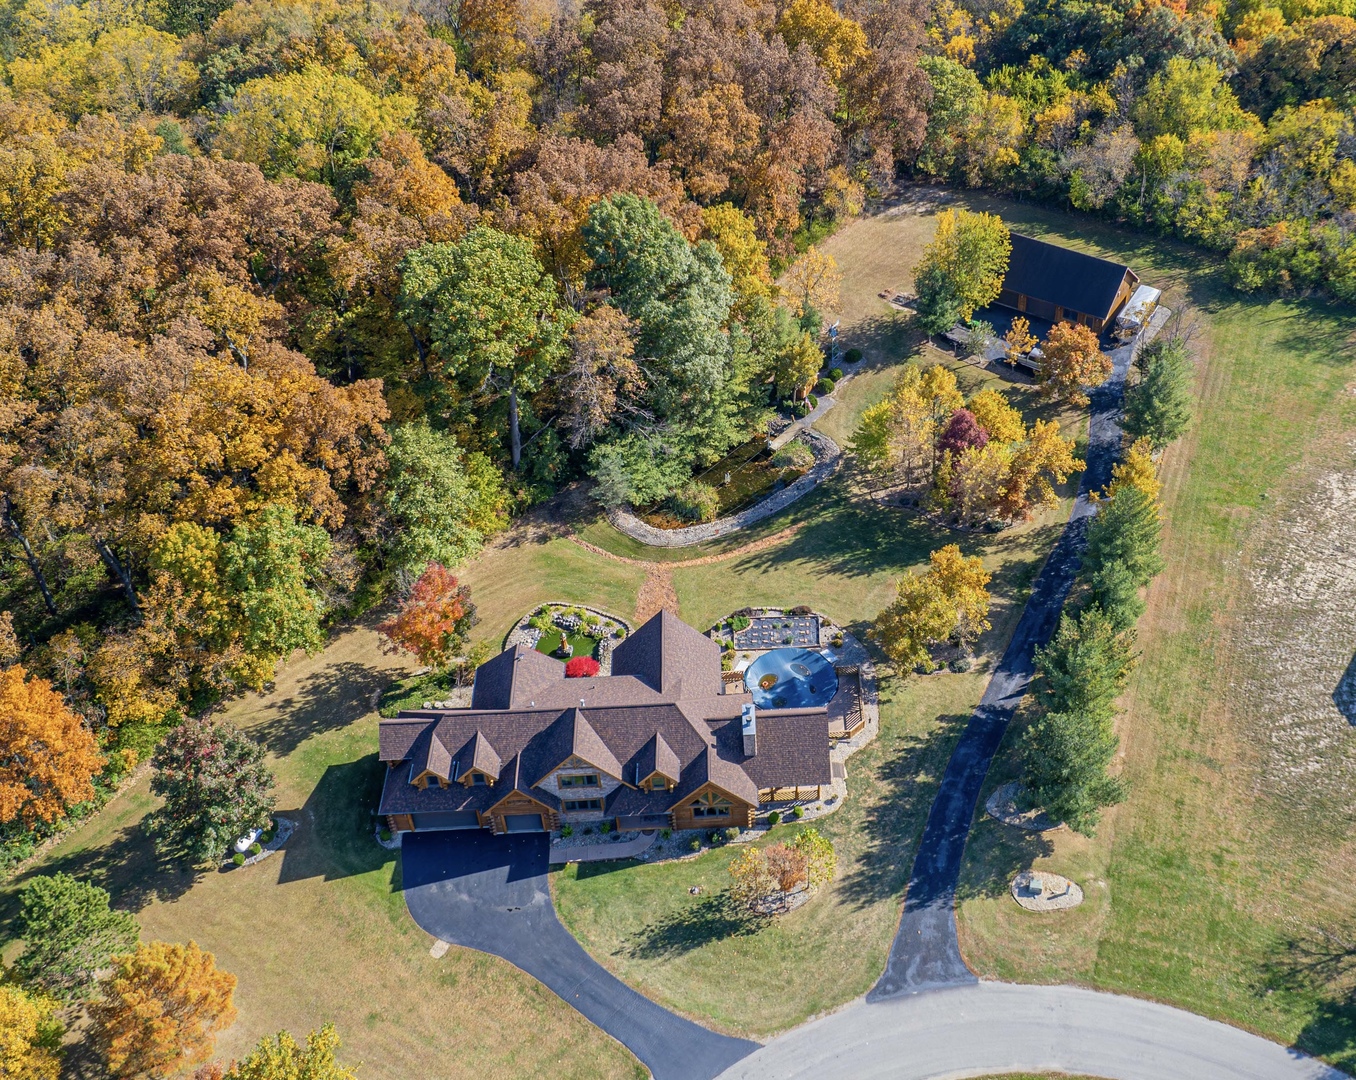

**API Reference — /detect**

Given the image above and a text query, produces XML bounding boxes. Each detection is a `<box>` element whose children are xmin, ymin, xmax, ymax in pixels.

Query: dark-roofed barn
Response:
<box><xmin>996</xmin><ymin>233</ymin><xmax>1138</xmax><ymax>333</ymax></box>
<box><xmin>377</xmin><ymin>611</ymin><xmax>835</xmax><ymax>835</ymax></box>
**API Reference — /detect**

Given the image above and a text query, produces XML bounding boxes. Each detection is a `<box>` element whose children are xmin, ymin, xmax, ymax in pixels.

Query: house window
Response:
<box><xmin>691</xmin><ymin>792</ymin><xmax>732</xmax><ymax>818</ymax></box>
<box><xmin>559</xmin><ymin>773</ymin><xmax>600</xmax><ymax>789</ymax></box>
<box><xmin>471</xmin><ymin>772</ymin><xmax>487</xmax><ymax>785</ymax></box>
<box><xmin>647</xmin><ymin>777</ymin><xmax>667</xmax><ymax>792</ymax></box>
<box><xmin>563</xmin><ymin>799</ymin><xmax>603</xmax><ymax>811</ymax></box>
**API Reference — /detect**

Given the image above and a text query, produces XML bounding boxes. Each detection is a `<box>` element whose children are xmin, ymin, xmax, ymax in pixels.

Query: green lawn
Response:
<box><xmin>1</xmin><ymin>622</ymin><xmax>646</xmax><ymax>1080</ymax></box>
<box><xmin>930</xmin><ymin>194</ymin><xmax>1356</xmax><ymax>1072</ymax></box>
<box><xmin>553</xmin><ymin>671</ymin><xmax>988</xmax><ymax>1037</ymax></box>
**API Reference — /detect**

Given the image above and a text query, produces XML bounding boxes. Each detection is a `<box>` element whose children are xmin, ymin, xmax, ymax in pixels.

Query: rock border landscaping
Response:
<box><xmin>607</xmin><ymin>429</ymin><xmax>841</xmax><ymax>548</ymax></box>
<box><xmin>504</xmin><ymin>602</ymin><xmax>633</xmax><ymax>675</ymax></box>
<box><xmin>222</xmin><ymin>816</ymin><xmax>295</xmax><ymax>869</ymax></box>
<box><xmin>1010</xmin><ymin>870</ymin><xmax>1084</xmax><ymax>912</ymax></box>
<box><xmin>985</xmin><ymin>781</ymin><xmax>1062</xmax><ymax>832</ymax></box>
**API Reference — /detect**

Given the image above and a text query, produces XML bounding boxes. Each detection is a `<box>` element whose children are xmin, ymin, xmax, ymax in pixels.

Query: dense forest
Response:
<box><xmin>0</xmin><ymin>0</ymin><xmax>1352</xmax><ymax>858</ymax></box>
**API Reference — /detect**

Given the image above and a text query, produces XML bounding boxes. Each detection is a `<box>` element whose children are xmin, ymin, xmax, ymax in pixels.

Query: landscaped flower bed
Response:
<box><xmin>506</xmin><ymin>604</ymin><xmax>631</xmax><ymax>673</ymax></box>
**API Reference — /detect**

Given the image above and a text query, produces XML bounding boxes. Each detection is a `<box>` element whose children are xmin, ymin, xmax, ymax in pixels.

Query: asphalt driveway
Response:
<box><xmin>873</xmin><ymin>334</ymin><xmax>1140</xmax><ymax>997</ymax></box>
<box><xmin>401</xmin><ymin>830</ymin><xmax>758</xmax><ymax>1080</ymax></box>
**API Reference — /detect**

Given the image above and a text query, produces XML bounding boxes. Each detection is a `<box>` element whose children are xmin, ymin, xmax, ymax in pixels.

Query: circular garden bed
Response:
<box><xmin>506</xmin><ymin>603</ymin><xmax>631</xmax><ymax>673</ymax></box>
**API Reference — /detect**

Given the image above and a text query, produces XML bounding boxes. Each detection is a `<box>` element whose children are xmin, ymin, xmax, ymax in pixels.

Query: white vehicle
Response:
<box><xmin>1116</xmin><ymin>284</ymin><xmax>1161</xmax><ymax>334</ymax></box>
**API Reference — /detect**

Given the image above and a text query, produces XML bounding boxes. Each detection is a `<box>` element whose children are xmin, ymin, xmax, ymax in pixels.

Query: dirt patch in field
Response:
<box><xmin>635</xmin><ymin>565</ymin><xmax>679</xmax><ymax>622</ymax></box>
<box><xmin>1235</xmin><ymin>438</ymin><xmax>1356</xmax><ymax>827</ymax></box>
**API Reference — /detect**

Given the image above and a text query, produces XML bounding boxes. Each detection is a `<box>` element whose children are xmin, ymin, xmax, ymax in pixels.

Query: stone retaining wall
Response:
<box><xmin>607</xmin><ymin>429</ymin><xmax>841</xmax><ymax>548</ymax></box>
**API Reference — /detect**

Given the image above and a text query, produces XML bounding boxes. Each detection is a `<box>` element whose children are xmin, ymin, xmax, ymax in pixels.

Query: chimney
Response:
<box><xmin>741</xmin><ymin>703</ymin><xmax>757</xmax><ymax>757</ymax></box>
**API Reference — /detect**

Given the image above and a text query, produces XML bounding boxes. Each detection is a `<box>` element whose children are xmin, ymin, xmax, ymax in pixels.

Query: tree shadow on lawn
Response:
<box><xmin>248</xmin><ymin>659</ymin><xmax>395</xmax><ymax>756</ymax></box>
<box><xmin>1262</xmin><ymin>920</ymin><xmax>1356</xmax><ymax>1071</ymax></box>
<box><xmin>625</xmin><ymin>891</ymin><xmax>762</xmax><ymax>961</ymax></box>
<box><xmin>834</xmin><ymin>709</ymin><xmax>974</xmax><ymax>911</ymax></box>
<box><xmin>277</xmin><ymin>754</ymin><xmax>396</xmax><ymax>886</ymax></box>
<box><xmin>2</xmin><ymin>821</ymin><xmax>198</xmax><ymax>921</ymax></box>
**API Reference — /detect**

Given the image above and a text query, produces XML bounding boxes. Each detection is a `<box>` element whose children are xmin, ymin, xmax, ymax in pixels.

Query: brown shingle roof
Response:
<box><xmin>611</xmin><ymin>610</ymin><xmax>723</xmax><ymax>700</ymax></box>
<box><xmin>379</xmin><ymin>612</ymin><xmax>834</xmax><ymax>818</ymax></box>
<box><xmin>712</xmin><ymin>708</ymin><xmax>833</xmax><ymax>788</ymax></box>
<box><xmin>422</xmin><ymin>732</ymin><xmax>452</xmax><ymax>780</ymax></box>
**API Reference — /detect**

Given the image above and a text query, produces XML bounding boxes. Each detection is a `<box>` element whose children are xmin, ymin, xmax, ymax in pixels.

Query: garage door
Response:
<box><xmin>504</xmin><ymin>813</ymin><xmax>545</xmax><ymax>833</ymax></box>
<box><xmin>410</xmin><ymin>811</ymin><xmax>480</xmax><ymax>831</ymax></box>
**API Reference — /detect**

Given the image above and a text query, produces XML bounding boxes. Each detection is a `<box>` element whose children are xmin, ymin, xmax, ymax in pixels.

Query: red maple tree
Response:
<box><xmin>377</xmin><ymin>565</ymin><xmax>477</xmax><ymax>669</ymax></box>
<box><xmin>564</xmin><ymin>656</ymin><xmax>600</xmax><ymax>678</ymax></box>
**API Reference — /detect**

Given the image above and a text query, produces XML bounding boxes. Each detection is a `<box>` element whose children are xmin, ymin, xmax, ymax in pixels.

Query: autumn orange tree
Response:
<box><xmin>377</xmin><ymin>565</ymin><xmax>478</xmax><ymax>669</ymax></box>
<box><xmin>1037</xmin><ymin>322</ymin><xmax>1113</xmax><ymax>407</ymax></box>
<box><xmin>93</xmin><ymin>941</ymin><xmax>237</xmax><ymax>1080</ymax></box>
<box><xmin>0</xmin><ymin>666</ymin><xmax>104</xmax><ymax>828</ymax></box>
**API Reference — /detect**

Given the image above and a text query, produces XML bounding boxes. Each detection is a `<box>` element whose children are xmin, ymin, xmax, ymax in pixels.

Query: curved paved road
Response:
<box><xmin>873</xmin><ymin>336</ymin><xmax>1137</xmax><ymax>996</ymax></box>
<box><xmin>401</xmin><ymin>830</ymin><xmax>757</xmax><ymax>1080</ymax></box>
<box><xmin>720</xmin><ymin>982</ymin><xmax>1347</xmax><ymax>1080</ymax></box>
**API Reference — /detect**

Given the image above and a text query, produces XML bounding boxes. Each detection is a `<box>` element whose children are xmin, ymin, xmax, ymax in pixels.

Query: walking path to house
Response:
<box><xmin>550</xmin><ymin>829</ymin><xmax>657</xmax><ymax>864</ymax></box>
<box><xmin>870</xmin><ymin>329</ymin><xmax>1144</xmax><ymax>997</ymax></box>
<box><xmin>718</xmin><ymin>982</ymin><xmax>1348</xmax><ymax>1080</ymax></box>
<box><xmin>401</xmin><ymin>830</ymin><xmax>758</xmax><ymax>1080</ymax></box>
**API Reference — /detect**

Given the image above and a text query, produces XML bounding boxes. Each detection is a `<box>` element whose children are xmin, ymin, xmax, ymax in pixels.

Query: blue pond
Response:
<box><xmin>744</xmin><ymin>648</ymin><xmax>838</xmax><ymax>709</ymax></box>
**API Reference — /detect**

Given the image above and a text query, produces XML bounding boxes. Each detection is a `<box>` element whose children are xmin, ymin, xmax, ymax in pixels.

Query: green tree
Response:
<box><xmin>1080</xmin><ymin>483</ymin><xmax>1164</xmax><ymax>590</ymax></box>
<box><xmin>583</xmin><ymin>194</ymin><xmax>740</xmax><ymax>455</ymax></box>
<box><xmin>1020</xmin><ymin>606</ymin><xmax>1132</xmax><ymax>835</ymax></box>
<box><xmin>1122</xmin><ymin>337</ymin><xmax>1193</xmax><ymax>448</ymax></box>
<box><xmin>912</xmin><ymin>261</ymin><xmax>965</xmax><ymax>335</ymax></box>
<box><xmin>384</xmin><ymin>422</ymin><xmax>508</xmax><ymax>576</ymax></box>
<box><xmin>913</xmin><ymin>208</ymin><xmax>1012</xmax><ymax>326</ymax></box>
<box><xmin>225</xmin><ymin>1023</ymin><xmax>357</xmax><ymax>1080</ymax></box>
<box><xmin>13</xmin><ymin>873</ymin><xmax>140</xmax><ymax>1002</ymax></box>
<box><xmin>221</xmin><ymin>507</ymin><xmax>332</xmax><ymax>677</ymax></box>
<box><xmin>147</xmin><ymin>718</ymin><xmax>276</xmax><ymax>865</ymax></box>
<box><xmin>1084</xmin><ymin>559</ymin><xmax>1146</xmax><ymax>633</ymax></box>
<box><xmin>400</xmin><ymin>228</ymin><xmax>570</xmax><ymax>469</ymax></box>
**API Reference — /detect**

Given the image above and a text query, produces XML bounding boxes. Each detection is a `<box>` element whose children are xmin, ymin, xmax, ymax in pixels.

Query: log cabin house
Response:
<box><xmin>377</xmin><ymin>610</ymin><xmax>833</xmax><ymax>835</ymax></box>
<box><xmin>995</xmin><ymin>234</ymin><xmax>1139</xmax><ymax>333</ymax></box>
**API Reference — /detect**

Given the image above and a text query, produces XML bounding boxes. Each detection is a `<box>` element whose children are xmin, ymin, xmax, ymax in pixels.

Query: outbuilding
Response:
<box><xmin>995</xmin><ymin>234</ymin><xmax>1139</xmax><ymax>333</ymax></box>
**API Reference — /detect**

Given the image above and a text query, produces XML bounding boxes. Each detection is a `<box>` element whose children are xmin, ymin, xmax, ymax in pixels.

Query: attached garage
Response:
<box><xmin>410</xmin><ymin>810</ymin><xmax>480</xmax><ymax>831</ymax></box>
<box><xmin>503</xmin><ymin>813</ymin><xmax>546</xmax><ymax>833</ymax></box>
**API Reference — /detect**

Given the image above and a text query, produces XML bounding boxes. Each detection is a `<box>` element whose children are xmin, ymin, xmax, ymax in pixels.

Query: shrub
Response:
<box><xmin>709</xmin><ymin>830</ymin><xmax>723</xmax><ymax>845</ymax></box>
<box><xmin>689</xmin><ymin>837</ymin><xmax>702</xmax><ymax>851</ymax></box>
<box><xmin>844</xmin><ymin>348</ymin><xmax>862</xmax><ymax>363</ymax></box>
<box><xmin>661</xmin><ymin>828</ymin><xmax>672</xmax><ymax>839</ymax></box>
<box><xmin>771</xmin><ymin>440</ymin><xmax>814</xmax><ymax>469</ymax></box>
<box><xmin>807</xmin><ymin>393</ymin><xmax>818</xmax><ymax>409</ymax></box>
<box><xmin>249</xmin><ymin>842</ymin><xmax>262</xmax><ymax>855</ymax></box>
<box><xmin>830</xmin><ymin>367</ymin><xmax>844</xmax><ymax>380</ymax></box>
<box><xmin>599</xmin><ymin>821</ymin><xmax>612</xmax><ymax>834</ymax></box>
<box><xmin>730</xmin><ymin>615</ymin><xmax>751</xmax><ymax>631</ymax></box>
<box><xmin>949</xmin><ymin>656</ymin><xmax>972</xmax><ymax>673</ymax></box>
<box><xmin>560</xmin><ymin>824</ymin><xmax>574</xmax><ymax>838</ymax></box>
<box><xmin>379</xmin><ymin>828</ymin><xmax>392</xmax><ymax>842</ymax></box>
<box><xmin>565</xmin><ymin>655</ymin><xmax>601</xmax><ymax>678</ymax></box>
<box><xmin>583</xmin><ymin>614</ymin><xmax>600</xmax><ymax>627</ymax></box>
<box><xmin>832</xmin><ymin>633</ymin><xmax>844</xmax><ymax>648</ymax></box>
<box><xmin>767</xmin><ymin>810</ymin><xmax>782</xmax><ymax>826</ymax></box>
<box><xmin>232</xmin><ymin>852</ymin><xmax>245</xmax><ymax>866</ymax></box>
<box><xmin>791</xmin><ymin>806</ymin><xmax>805</xmax><ymax>820</ymax></box>
<box><xmin>816</xmin><ymin>377</ymin><xmax>835</xmax><ymax>395</ymax></box>
<box><xmin>669</xmin><ymin>480</ymin><xmax>721</xmax><ymax>523</ymax></box>
<box><xmin>723</xmin><ymin>826</ymin><xmax>741</xmax><ymax>842</ymax></box>
<box><xmin>528</xmin><ymin>613</ymin><xmax>553</xmax><ymax>631</ymax></box>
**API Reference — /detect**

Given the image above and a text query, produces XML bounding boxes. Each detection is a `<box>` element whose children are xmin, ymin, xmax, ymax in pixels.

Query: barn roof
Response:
<box><xmin>1002</xmin><ymin>234</ymin><xmax>1137</xmax><ymax>321</ymax></box>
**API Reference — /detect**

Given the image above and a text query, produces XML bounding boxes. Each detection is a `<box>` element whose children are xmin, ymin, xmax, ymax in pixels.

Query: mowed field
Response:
<box><xmin>839</xmin><ymin>191</ymin><xmax>1356</xmax><ymax>1070</ymax></box>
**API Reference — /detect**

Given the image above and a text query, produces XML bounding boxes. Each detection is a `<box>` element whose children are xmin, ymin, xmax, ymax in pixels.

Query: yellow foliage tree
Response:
<box><xmin>701</xmin><ymin>204</ymin><xmax>772</xmax><ymax>304</ymax></box>
<box><xmin>776</xmin><ymin>0</ymin><xmax>870</xmax><ymax>83</ymax></box>
<box><xmin>915</xmin><ymin>208</ymin><xmax>1012</xmax><ymax>321</ymax></box>
<box><xmin>874</xmin><ymin>544</ymin><xmax>992</xmax><ymax>669</ymax></box>
<box><xmin>965</xmin><ymin>387</ymin><xmax>1025</xmax><ymax>445</ymax></box>
<box><xmin>93</xmin><ymin>941</ymin><xmax>237</xmax><ymax>1080</ymax></box>
<box><xmin>1004</xmin><ymin>315</ymin><xmax>1036</xmax><ymax>357</ymax></box>
<box><xmin>1103</xmin><ymin>436</ymin><xmax>1160</xmax><ymax>504</ymax></box>
<box><xmin>780</xmin><ymin>246</ymin><xmax>842</xmax><ymax>317</ymax></box>
<box><xmin>0</xmin><ymin>665</ymin><xmax>104</xmax><ymax>825</ymax></box>
<box><xmin>1002</xmin><ymin>419</ymin><xmax>1084</xmax><ymax>519</ymax></box>
<box><xmin>223</xmin><ymin>1024</ymin><xmax>357</xmax><ymax>1080</ymax></box>
<box><xmin>0</xmin><ymin>985</ymin><xmax>62</xmax><ymax>1080</ymax></box>
<box><xmin>1038</xmin><ymin>321</ymin><xmax>1112</xmax><ymax>407</ymax></box>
